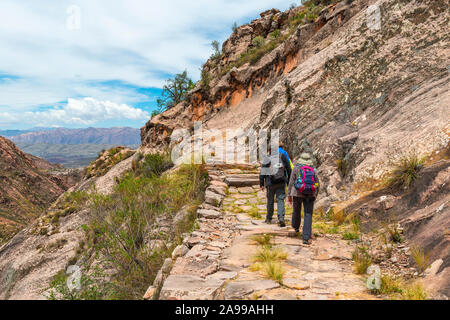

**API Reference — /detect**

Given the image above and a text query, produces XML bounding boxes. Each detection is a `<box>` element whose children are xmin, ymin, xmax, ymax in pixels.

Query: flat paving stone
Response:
<box><xmin>224</xmin><ymin>280</ymin><xmax>280</xmax><ymax>299</ymax></box>
<box><xmin>238</xmin><ymin>187</ymin><xmax>255</xmax><ymax>194</ymax></box>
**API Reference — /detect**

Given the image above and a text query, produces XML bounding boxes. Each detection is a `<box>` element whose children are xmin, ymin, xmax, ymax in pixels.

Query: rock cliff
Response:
<box><xmin>0</xmin><ymin>136</ymin><xmax>81</xmax><ymax>245</ymax></box>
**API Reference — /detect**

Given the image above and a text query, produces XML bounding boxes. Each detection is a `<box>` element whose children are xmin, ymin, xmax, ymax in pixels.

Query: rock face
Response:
<box><xmin>0</xmin><ymin>136</ymin><xmax>81</xmax><ymax>244</ymax></box>
<box><xmin>141</xmin><ymin>0</ymin><xmax>450</xmax><ymax>297</ymax></box>
<box><xmin>141</xmin><ymin>0</ymin><xmax>449</xmax><ymax>197</ymax></box>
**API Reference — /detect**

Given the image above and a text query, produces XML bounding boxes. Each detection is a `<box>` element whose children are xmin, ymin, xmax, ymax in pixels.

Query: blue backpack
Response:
<box><xmin>294</xmin><ymin>165</ymin><xmax>318</xmax><ymax>196</ymax></box>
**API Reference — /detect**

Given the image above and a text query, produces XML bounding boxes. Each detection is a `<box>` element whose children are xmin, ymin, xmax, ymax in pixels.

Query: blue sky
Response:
<box><xmin>0</xmin><ymin>0</ymin><xmax>294</xmax><ymax>130</ymax></box>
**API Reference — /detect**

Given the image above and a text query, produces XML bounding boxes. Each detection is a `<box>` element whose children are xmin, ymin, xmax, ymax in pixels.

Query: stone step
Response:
<box><xmin>197</xmin><ymin>209</ymin><xmax>222</xmax><ymax>219</ymax></box>
<box><xmin>225</xmin><ymin>174</ymin><xmax>260</xmax><ymax>187</ymax></box>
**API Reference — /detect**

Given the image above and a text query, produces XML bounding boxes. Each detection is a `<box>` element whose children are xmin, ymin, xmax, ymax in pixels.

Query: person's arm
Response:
<box><xmin>287</xmin><ymin>166</ymin><xmax>297</xmax><ymax>203</ymax></box>
<box><xmin>314</xmin><ymin>169</ymin><xmax>320</xmax><ymax>197</ymax></box>
<box><xmin>259</xmin><ymin>170</ymin><xmax>265</xmax><ymax>189</ymax></box>
<box><xmin>282</xmin><ymin>154</ymin><xmax>292</xmax><ymax>181</ymax></box>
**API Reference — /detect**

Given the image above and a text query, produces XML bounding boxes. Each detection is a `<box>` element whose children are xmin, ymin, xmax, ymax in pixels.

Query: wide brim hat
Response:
<box><xmin>297</xmin><ymin>153</ymin><xmax>313</xmax><ymax>166</ymax></box>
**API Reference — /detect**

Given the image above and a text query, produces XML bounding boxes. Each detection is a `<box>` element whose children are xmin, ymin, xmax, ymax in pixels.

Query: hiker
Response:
<box><xmin>260</xmin><ymin>146</ymin><xmax>292</xmax><ymax>227</ymax></box>
<box><xmin>287</xmin><ymin>153</ymin><xmax>320</xmax><ymax>245</ymax></box>
<box><xmin>279</xmin><ymin>142</ymin><xmax>293</xmax><ymax>170</ymax></box>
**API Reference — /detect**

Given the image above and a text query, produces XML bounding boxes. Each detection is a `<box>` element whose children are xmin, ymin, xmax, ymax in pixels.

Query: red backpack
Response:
<box><xmin>294</xmin><ymin>165</ymin><xmax>317</xmax><ymax>195</ymax></box>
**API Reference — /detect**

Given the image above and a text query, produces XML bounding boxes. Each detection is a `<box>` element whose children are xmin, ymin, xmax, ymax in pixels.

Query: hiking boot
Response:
<box><xmin>288</xmin><ymin>230</ymin><xmax>300</xmax><ymax>237</ymax></box>
<box><xmin>279</xmin><ymin>221</ymin><xmax>286</xmax><ymax>227</ymax></box>
<box><xmin>303</xmin><ymin>239</ymin><xmax>313</xmax><ymax>245</ymax></box>
<box><xmin>265</xmin><ymin>218</ymin><xmax>272</xmax><ymax>224</ymax></box>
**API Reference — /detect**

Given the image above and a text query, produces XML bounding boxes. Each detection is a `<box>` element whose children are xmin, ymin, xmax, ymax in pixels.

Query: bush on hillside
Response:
<box><xmin>84</xmin><ymin>155</ymin><xmax>207</xmax><ymax>299</ymax></box>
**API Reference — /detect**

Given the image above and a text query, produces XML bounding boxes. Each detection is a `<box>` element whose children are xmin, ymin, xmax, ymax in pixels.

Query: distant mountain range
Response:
<box><xmin>1</xmin><ymin>127</ymin><xmax>141</xmax><ymax>145</ymax></box>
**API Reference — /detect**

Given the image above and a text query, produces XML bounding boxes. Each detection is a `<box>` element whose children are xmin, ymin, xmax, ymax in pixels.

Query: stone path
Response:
<box><xmin>155</xmin><ymin>163</ymin><xmax>375</xmax><ymax>300</ymax></box>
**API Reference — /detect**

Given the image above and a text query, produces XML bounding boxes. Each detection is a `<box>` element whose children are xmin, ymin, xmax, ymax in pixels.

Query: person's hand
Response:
<box><xmin>288</xmin><ymin>196</ymin><xmax>293</xmax><ymax>205</ymax></box>
<box><xmin>260</xmin><ymin>186</ymin><xmax>265</xmax><ymax>192</ymax></box>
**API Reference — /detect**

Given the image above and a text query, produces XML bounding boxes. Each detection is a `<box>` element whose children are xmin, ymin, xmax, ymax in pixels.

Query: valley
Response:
<box><xmin>0</xmin><ymin>0</ymin><xmax>448</xmax><ymax>301</ymax></box>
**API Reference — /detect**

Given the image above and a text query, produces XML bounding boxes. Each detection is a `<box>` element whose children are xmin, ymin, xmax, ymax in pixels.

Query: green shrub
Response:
<box><xmin>285</xmin><ymin>81</ymin><xmax>293</xmax><ymax>106</ymax></box>
<box><xmin>231</xmin><ymin>22</ymin><xmax>238</xmax><ymax>33</ymax></box>
<box><xmin>46</xmin><ymin>268</ymin><xmax>110</xmax><ymax>300</ymax></box>
<box><xmin>402</xmin><ymin>282</ymin><xmax>427</xmax><ymax>300</ymax></box>
<box><xmin>385</xmin><ymin>152</ymin><xmax>424</xmax><ymax>190</ymax></box>
<box><xmin>251</xmin><ymin>234</ymin><xmax>273</xmax><ymax>247</ymax></box>
<box><xmin>135</xmin><ymin>152</ymin><xmax>173</xmax><ymax>178</ymax></box>
<box><xmin>352</xmin><ymin>246</ymin><xmax>372</xmax><ymax>274</ymax></box>
<box><xmin>379</xmin><ymin>274</ymin><xmax>404</xmax><ymax>295</ymax></box>
<box><xmin>252</xmin><ymin>36</ymin><xmax>265</xmax><ymax>48</ymax></box>
<box><xmin>201</xmin><ymin>68</ymin><xmax>212</xmax><ymax>90</ymax></box>
<box><xmin>343</xmin><ymin>231</ymin><xmax>359</xmax><ymax>240</ymax></box>
<box><xmin>411</xmin><ymin>246</ymin><xmax>429</xmax><ymax>273</ymax></box>
<box><xmin>270</xmin><ymin>29</ymin><xmax>281</xmax><ymax>39</ymax></box>
<box><xmin>263</xmin><ymin>261</ymin><xmax>285</xmax><ymax>284</ymax></box>
<box><xmin>387</xmin><ymin>224</ymin><xmax>402</xmax><ymax>243</ymax></box>
<box><xmin>84</xmin><ymin>158</ymin><xmax>207</xmax><ymax>299</ymax></box>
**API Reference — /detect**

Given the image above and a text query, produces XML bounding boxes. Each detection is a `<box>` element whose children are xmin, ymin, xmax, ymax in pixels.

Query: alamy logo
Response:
<box><xmin>170</xmin><ymin>122</ymin><xmax>281</xmax><ymax>166</ymax></box>
<box><xmin>66</xmin><ymin>265</ymin><xmax>82</xmax><ymax>291</ymax></box>
<box><xmin>366</xmin><ymin>265</ymin><xmax>381</xmax><ymax>290</ymax></box>
<box><xmin>366</xmin><ymin>4</ymin><xmax>381</xmax><ymax>31</ymax></box>
<box><xmin>66</xmin><ymin>5</ymin><xmax>81</xmax><ymax>30</ymax></box>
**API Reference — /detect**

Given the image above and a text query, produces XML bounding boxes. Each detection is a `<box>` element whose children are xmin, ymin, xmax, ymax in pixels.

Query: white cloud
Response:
<box><xmin>0</xmin><ymin>0</ymin><xmax>291</xmax><ymax>127</ymax></box>
<box><xmin>4</xmin><ymin>98</ymin><xmax>149</xmax><ymax>127</ymax></box>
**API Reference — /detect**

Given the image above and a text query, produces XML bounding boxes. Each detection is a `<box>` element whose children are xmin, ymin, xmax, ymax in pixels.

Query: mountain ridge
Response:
<box><xmin>3</xmin><ymin>127</ymin><xmax>141</xmax><ymax>145</ymax></box>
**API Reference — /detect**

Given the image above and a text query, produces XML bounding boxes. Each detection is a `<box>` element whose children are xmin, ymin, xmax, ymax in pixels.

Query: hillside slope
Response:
<box><xmin>0</xmin><ymin>137</ymin><xmax>81</xmax><ymax>244</ymax></box>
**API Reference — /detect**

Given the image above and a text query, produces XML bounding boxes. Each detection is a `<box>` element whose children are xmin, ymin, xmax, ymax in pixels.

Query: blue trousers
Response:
<box><xmin>291</xmin><ymin>197</ymin><xmax>315</xmax><ymax>241</ymax></box>
<box><xmin>266</xmin><ymin>185</ymin><xmax>286</xmax><ymax>222</ymax></box>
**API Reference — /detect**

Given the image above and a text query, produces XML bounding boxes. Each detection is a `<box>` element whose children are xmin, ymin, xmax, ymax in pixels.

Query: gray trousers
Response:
<box><xmin>291</xmin><ymin>197</ymin><xmax>315</xmax><ymax>241</ymax></box>
<box><xmin>266</xmin><ymin>185</ymin><xmax>286</xmax><ymax>222</ymax></box>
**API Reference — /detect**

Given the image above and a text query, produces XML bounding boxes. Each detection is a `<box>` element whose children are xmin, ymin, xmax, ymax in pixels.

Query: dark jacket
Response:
<box><xmin>259</xmin><ymin>153</ymin><xmax>292</xmax><ymax>188</ymax></box>
<box><xmin>287</xmin><ymin>162</ymin><xmax>320</xmax><ymax>198</ymax></box>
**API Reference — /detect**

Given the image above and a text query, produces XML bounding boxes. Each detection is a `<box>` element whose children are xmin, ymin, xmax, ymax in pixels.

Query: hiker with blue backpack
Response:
<box><xmin>279</xmin><ymin>142</ymin><xmax>294</xmax><ymax>170</ymax></box>
<box><xmin>260</xmin><ymin>146</ymin><xmax>292</xmax><ymax>227</ymax></box>
<box><xmin>287</xmin><ymin>153</ymin><xmax>320</xmax><ymax>245</ymax></box>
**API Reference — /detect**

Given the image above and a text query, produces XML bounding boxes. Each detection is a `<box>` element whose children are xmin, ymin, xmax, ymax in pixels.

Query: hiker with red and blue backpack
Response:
<box><xmin>287</xmin><ymin>153</ymin><xmax>320</xmax><ymax>245</ymax></box>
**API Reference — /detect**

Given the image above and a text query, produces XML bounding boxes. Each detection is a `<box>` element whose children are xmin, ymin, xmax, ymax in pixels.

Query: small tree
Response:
<box><xmin>156</xmin><ymin>70</ymin><xmax>195</xmax><ymax>112</ymax></box>
<box><xmin>232</xmin><ymin>22</ymin><xmax>238</xmax><ymax>33</ymax></box>
<box><xmin>211</xmin><ymin>40</ymin><xmax>221</xmax><ymax>59</ymax></box>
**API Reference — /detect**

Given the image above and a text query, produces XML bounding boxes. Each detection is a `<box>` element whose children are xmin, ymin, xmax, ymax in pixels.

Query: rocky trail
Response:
<box><xmin>151</xmin><ymin>162</ymin><xmax>375</xmax><ymax>300</ymax></box>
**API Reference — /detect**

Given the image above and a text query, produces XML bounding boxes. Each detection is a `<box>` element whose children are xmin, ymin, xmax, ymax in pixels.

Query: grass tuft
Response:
<box><xmin>263</xmin><ymin>261</ymin><xmax>285</xmax><ymax>284</ymax></box>
<box><xmin>385</xmin><ymin>152</ymin><xmax>424</xmax><ymax>190</ymax></box>
<box><xmin>411</xmin><ymin>246</ymin><xmax>429</xmax><ymax>273</ymax></box>
<box><xmin>352</xmin><ymin>246</ymin><xmax>372</xmax><ymax>275</ymax></box>
<box><xmin>402</xmin><ymin>282</ymin><xmax>427</xmax><ymax>300</ymax></box>
<box><xmin>251</xmin><ymin>234</ymin><xmax>273</xmax><ymax>247</ymax></box>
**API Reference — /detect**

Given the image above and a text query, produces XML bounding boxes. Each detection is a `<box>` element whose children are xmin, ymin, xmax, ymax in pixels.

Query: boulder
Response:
<box><xmin>197</xmin><ymin>209</ymin><xmax>222</xmax><ymax>219</ymax></box>
<box><xmin>159</xmin><ymin>272</ymin><xmax>237</xmax><ymax>300</ymax></box>
<box><xmin>205</xmin><ymin>190</ymin><xmax>224</xmax><ymax>207</ymax></box>
<box><xmin>143</xmin><ymin>286</ymin><xmax>156</xmax><ymax>300</ymax></box>
<box><xmin>172</xmin><ymin>244</ymin><xmax>189</xmax><ymax>259</ymax></box>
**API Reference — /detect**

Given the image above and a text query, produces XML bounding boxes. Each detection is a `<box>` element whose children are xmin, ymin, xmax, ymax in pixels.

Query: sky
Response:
<box><xmin>0</xmin><ymin>0</ymin><xmax>294</xmax><ymax>130</ymax></box>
